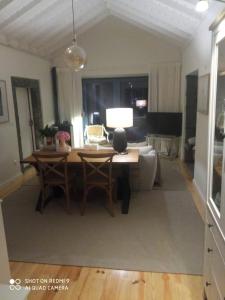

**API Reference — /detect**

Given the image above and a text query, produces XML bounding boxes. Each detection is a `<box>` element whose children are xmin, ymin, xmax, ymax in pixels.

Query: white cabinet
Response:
<box><xmin>204</xmin><ymin>11</ymin><xmax>225</xmax><ymax>300</ymax></box>
<box><xmin>0</xmin><ymin>199</ymin><xmax>10</xmax><ymax>284</ymax></box>
<box><xmin>204</xmin><ymin>212</ymin><xmax>225</xmax><ymax>300</ymax></box>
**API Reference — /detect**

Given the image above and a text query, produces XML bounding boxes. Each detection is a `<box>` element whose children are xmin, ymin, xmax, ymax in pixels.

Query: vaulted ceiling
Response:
<box><xmin>0</xmin><ymin>0</ymin><xmax>221</xmax><ymax>59</ymax></box>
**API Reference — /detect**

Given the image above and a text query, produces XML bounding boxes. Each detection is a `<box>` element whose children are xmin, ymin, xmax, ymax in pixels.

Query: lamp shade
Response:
<box><xmin>195</xmin><ymin>0</ymin><xmax>208</xmax><ymax>12</ymax></box>
<box><xmin>64</xmin><ymin>42</ymin><xmax>87</xmax><ymax>71</ymax></box>
<box><xmin>136</xmin><ymin>99</ymin><xmax>147</xmax><ymax>108</ymax></box>
<box><xmin>106</xmin><ymin>108</ymin><xmax>133</xmax><ymax>128</ymax></box>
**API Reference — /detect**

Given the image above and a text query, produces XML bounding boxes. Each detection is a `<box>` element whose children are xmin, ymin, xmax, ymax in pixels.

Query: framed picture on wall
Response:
<box><xmin>0</xmin><ymin>80</ymin><xmax>9</xmax><ymax>123</ymax></box>
<box><xmin>197</xmin><ymin>74</ymin><xmax>210</xmax><ymax>114</ymax></box>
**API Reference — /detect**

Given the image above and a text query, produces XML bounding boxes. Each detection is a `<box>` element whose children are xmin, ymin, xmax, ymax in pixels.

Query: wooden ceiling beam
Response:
<box><xmin>109</xmin><ymin>0</ymin><xmax>194</xmax><ymax>37</ymax></box>
<box><xmin>47</xmin><ymin>12</ymin><xmax>108</xmax><ymax>58</ymax></box>
<box><xmin>0</xmin><ymin>0</ymin><xmax>208</xmax><ymax>58</ymax></box>
<box><xmin>0</xmin><ymin>0</ymin><xmax>14</xmax><ymax>11</ymax></box>
<box><xmin>15</xmin><ymin>2</ymin><xmax>71</xmax><ymax>43</ymax></box>
<box><xmin>108</xmin><ymin>1</ymin><xmax>190</xmax><ymax>42</ymax></box>
<box><xmin>151</xmin><ymin>0</ymin><xmax>201</xmax><ymax>22</ymax></box>
<box><xmin>0</xmin><ymin>0</ymin><xmax>43</xmax><ymax>30</ymax></box>
<box><xmin>1</xmin><ymin>0</ymin><xmax>62</xmax><ymax>35</ymax></box>
<box><xmin>32</xmin><ymin>4</ymin><xmax>107</xmax><ymax>51</ymax></box>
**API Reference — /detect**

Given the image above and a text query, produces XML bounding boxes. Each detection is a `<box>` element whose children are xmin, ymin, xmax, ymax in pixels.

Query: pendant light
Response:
<box><xmin>195</xmin><ymin>0</ymin><xmax>209</xmax><ymax>12</ymax></box>
<box><xmin>64</xmin><ymin>0</ymin><xmax>87</xmax><ymax>71</ymax></box>
<box><xmin>195</xmin><ymin>0</ymin><xmax>225</xmax><ymax>12</ymax></box>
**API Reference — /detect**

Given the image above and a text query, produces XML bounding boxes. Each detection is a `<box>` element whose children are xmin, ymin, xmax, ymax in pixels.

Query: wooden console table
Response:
<box><xmin>22</xmin><ymin>149</ymin><xmax>139</xmax><ymax>214</ymax></box>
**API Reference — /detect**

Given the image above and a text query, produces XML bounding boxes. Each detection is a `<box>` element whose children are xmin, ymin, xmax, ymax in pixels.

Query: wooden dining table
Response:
<box><xmin>22</xmin><ymin>148</ymin><xmax>139</xmax><ymax>214</ymax></box>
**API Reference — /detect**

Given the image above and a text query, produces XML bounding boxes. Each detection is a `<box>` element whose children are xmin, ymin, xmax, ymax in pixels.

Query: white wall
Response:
<box><xmin>54</xmin><ymin>16</ymin><xmax>182</xmax><ymax>73</ymax></box>
<box><xmin>53</xmin><ymin>16</ymin><xmax>182</xmax><ymax>146</ymax></box>
<box><xmin>0</xmin><ymin>45</ymin><xmax>54</xmax><ymax>186</ymax></box>
<box><xmin>181</xmin><ymin>4</ymin><xmax>225</xmax><ymax>201</ymax></box>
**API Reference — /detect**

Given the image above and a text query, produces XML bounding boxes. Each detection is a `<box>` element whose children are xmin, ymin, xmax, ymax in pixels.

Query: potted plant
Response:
<box><xmin>39</xmin><ymin>125</ymin><xmax>58</xmax><ymax>146</ymax></box>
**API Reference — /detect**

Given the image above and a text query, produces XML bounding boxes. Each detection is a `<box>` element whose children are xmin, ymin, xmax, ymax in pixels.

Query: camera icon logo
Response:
<box><xmin>9</xmin><ymin>279</ymin><xmax>22</xmax><ymax>291</ymax></box>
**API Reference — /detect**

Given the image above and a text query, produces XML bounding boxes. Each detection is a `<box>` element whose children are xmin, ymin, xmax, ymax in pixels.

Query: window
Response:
<box><xmin>82</xmin><ymin>76</ymin><xmax>148</xmax><ymax>126</ymax></box>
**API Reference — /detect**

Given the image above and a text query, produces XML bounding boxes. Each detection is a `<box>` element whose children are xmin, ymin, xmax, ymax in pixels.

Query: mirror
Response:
<box><xmin>211</xmin><ymin>37</ymin><xmax>225</xmax><ymax>212</ymax></box>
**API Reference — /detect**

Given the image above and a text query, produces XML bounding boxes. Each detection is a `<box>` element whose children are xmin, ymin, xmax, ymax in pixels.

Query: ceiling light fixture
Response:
<box><xmin>64</xmin><ymin>0</ymin><xmax>87</xmax><ymax>71</ymax></box>
<box><xmin>195</xmin><ymin>0</ymin><xmax>225</xmax><ymax>12</ymax></box>
<box><xmin>196</xmin><ymin>0</ymin><xmax>209</xmax><ymax>12</ymax></box>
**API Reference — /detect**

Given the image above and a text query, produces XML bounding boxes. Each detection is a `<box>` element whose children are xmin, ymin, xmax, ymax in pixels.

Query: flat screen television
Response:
<box><xmin>146</xmin><ymin>112</ymin><xmax>182</xmax><ymax>136</ymax></box>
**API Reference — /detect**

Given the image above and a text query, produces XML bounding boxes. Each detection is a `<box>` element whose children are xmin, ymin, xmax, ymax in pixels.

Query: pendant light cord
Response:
<box><xmin>72</xmin><ymin>0</ymin><xmax>77</xmax><ymax>42</ymax></box>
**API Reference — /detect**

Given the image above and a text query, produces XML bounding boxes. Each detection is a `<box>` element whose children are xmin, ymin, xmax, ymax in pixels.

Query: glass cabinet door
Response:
<box><xmin>211</xmin><ymin>38</ymin><xmax>225</xmax><ymax>214</ymax></box>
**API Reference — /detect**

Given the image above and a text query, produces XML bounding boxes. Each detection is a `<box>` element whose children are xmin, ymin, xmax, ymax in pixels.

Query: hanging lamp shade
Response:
<box><xmin>64</xmin><ymin>40</ymin><xmax>87</xmax><ymax>71</ymax></box>
<box><xmin>64</xmin><ymin>0</ymin><xmax>87</xmax><ymax>71</ymax></box>
<box><xmin>195</xmin><ymin>0</ymin><xmax>209</xmax><ymax>12</ymax></box>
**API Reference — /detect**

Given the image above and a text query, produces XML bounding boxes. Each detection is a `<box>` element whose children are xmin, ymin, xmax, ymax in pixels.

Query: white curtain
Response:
<box><xmin>149</xmin><ymin>63</ymin><xmax>181</xmax><ymax>112</ymax></box>
<box><xmin>57</xmin><ymin>69</ymin><xmax>84</xmax><ymax>147</ymax></box>
<box><xmin>148</xmin><ymin>65</ymin><xmax>158</xmax><ymax>112</ymax></box>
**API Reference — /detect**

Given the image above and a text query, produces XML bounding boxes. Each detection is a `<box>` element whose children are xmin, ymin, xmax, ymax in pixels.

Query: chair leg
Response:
<box><xmin>41</xmin><ymin>186</ymin><xmax>46</xmax><ymax>213</ymax></box>
<box><xmin>71</xmin><ymin>183</ymin><xmax>76</xmax><ymax>198</ymax></box>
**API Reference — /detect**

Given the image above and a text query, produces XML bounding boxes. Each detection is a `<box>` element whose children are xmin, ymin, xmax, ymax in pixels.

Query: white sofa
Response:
<box><xmin>127</xmin><ymin>143</ymin><xmax>160</xmax><ymax>191</ymax></box>
<box><xmin>98</xmin><ymin>142</ymin><xmax>160</xmax><ymax>191</ymax></box>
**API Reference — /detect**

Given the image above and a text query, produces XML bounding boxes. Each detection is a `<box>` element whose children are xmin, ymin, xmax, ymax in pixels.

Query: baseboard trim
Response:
<box><xmin>0</xmin><ymin>168</ymin><xmax>36</xmax><ymax>199</ymax></box>
<box><xmin>178</xmin><ymin>160</ymin><xmax>206</xmax><ymax>222</ymax></box>
<box><xmin>0</xmin><ymin>172</ymin><xmax>22</xmax><ymax>188</ymax></box>
<box><xmin>192</xmin><ymin>179</ymin><xmax>206</xmax><ymax>204</ymax></box>
<box><xmin>191</xmin><ymin>179</ymin><xmax>206</xmax><ymax>222</ymax></box>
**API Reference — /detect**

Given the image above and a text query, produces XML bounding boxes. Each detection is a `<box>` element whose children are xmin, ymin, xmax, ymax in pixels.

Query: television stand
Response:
<box><xmin>146</xmin><ymin>134</ymin><xmax>180</xmax><ymax>158</ymax></box>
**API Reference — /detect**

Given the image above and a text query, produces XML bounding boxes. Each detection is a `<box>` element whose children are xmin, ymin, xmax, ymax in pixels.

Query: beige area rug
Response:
<box><xmin>155</xmin><ymin>158</ymin><xmax>187</xmax><ymax>191</ymax></box>
<box><xmin>3</xmin><ymin>162</ymin><xmax>204</xmax><ymax>275</ymax></box>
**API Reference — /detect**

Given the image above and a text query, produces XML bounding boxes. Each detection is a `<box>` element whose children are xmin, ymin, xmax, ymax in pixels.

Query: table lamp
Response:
<box><xmin>106</xmin><ymin>108</ymin><xmax>133</xmax><ymax>154</ymax></box>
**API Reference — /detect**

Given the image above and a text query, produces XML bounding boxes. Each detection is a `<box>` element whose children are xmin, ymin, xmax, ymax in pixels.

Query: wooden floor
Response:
<box><xmin>10</xmin><ymin>262</ymin><xmax>203</xmax><ymax>300</ymax></box>
<box><xmin>7</xmin><ymin>160</ymin><xmax>204</xmax><ymax>300</ymax></box>
<box><xmin>0</xmin><ymin>167</ymin><xmax>36</xmax><ymax>199</ymax></box>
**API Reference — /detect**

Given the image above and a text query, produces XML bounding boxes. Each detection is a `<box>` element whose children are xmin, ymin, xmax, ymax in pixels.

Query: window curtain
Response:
<box><xmin>56</xmin><ymin>69</ymin><xmax>84</xmax><ymax>147</ymax></box>
<box><xmin>149</xmin><ymin>63</ymin><xmax>181</xmax><ymax>112</ymax></box>
<box><xmin>148</xmin><ymin>65</ymin><xmax>158</xmax><ymax>112</ymax></box>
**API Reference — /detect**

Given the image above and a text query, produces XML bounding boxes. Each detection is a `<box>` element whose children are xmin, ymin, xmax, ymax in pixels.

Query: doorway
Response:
<box><xmin>11</xmin><ymin>77</ymin><xmax>43</xmax><ymax>172</ymax></box>
<box><xmin>16</xmin><ymin>87</ymin><xmax>35</xmax><ymax>161</ymax></box>
<box><xmin>184</xmin><ymin>71</ymin><xmax>198</xmax><ymax>178</ymax></box>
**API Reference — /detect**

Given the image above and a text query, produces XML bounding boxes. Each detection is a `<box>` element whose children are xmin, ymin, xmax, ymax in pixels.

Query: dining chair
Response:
<box><xmin>77</xmin><ymin>151</ymin><xmax>116</xmax><ymax>216</ymax></box>
<box><xmin>32</xmin><ymin>151</ymin><xmax>75</xmax><ymax>213</ymax></box>
<box><xmin>84</xmin><ymin>124</ymin><xmax>109</xmax><ymax>145</ymax></box>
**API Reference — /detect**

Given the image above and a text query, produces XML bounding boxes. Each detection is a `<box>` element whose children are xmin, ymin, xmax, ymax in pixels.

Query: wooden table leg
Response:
<box><xmin>119</xmin><ymin>164</ymin><xmax>131</xmax><ymax>214</ymax></box>
<box><xmin>35</xmin><ymin>187</ymin><xmax>62</xmax><ymax>213</ymax></box>
<box><xmin>35</xmin><ymin>191</ymin><xmax>42</xmax><ymax>212</ymax></box>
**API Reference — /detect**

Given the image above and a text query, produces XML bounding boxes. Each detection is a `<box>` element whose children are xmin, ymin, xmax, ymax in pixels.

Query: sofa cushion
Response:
<box><xmin>127</xmin><ymin>145</ymin><xmax>153</xmax><ymax>155</ymax></box>
<box><xmin>139</xmin><ymin>146</ymin><xmax>153</xmax><ymax>155</ymax></box>
<box><xmin>130</xmin><ymin>149</ymin><xmax>158</xmax><ymax>191</ymax></box>
<box><xmin>127</xmin><ymin>141</ymin><xmax>148</xmax><ymax>147</ymax></box>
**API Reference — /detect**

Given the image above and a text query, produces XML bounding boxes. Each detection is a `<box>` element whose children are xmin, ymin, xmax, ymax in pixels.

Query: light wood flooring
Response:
<box><xmin>0</xmin><ymin>167</ymin><xmax>36</xmax><ymax>199</ymax></box>
<box><xmin>10</xmin><ymin>262</ymin><xmax>203</xmax><ymax>300</ymax></box>
<box><xmin>5</xmin><ymin>160</ymin><xmax>204</xmax><ymax>300</ymax></box>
